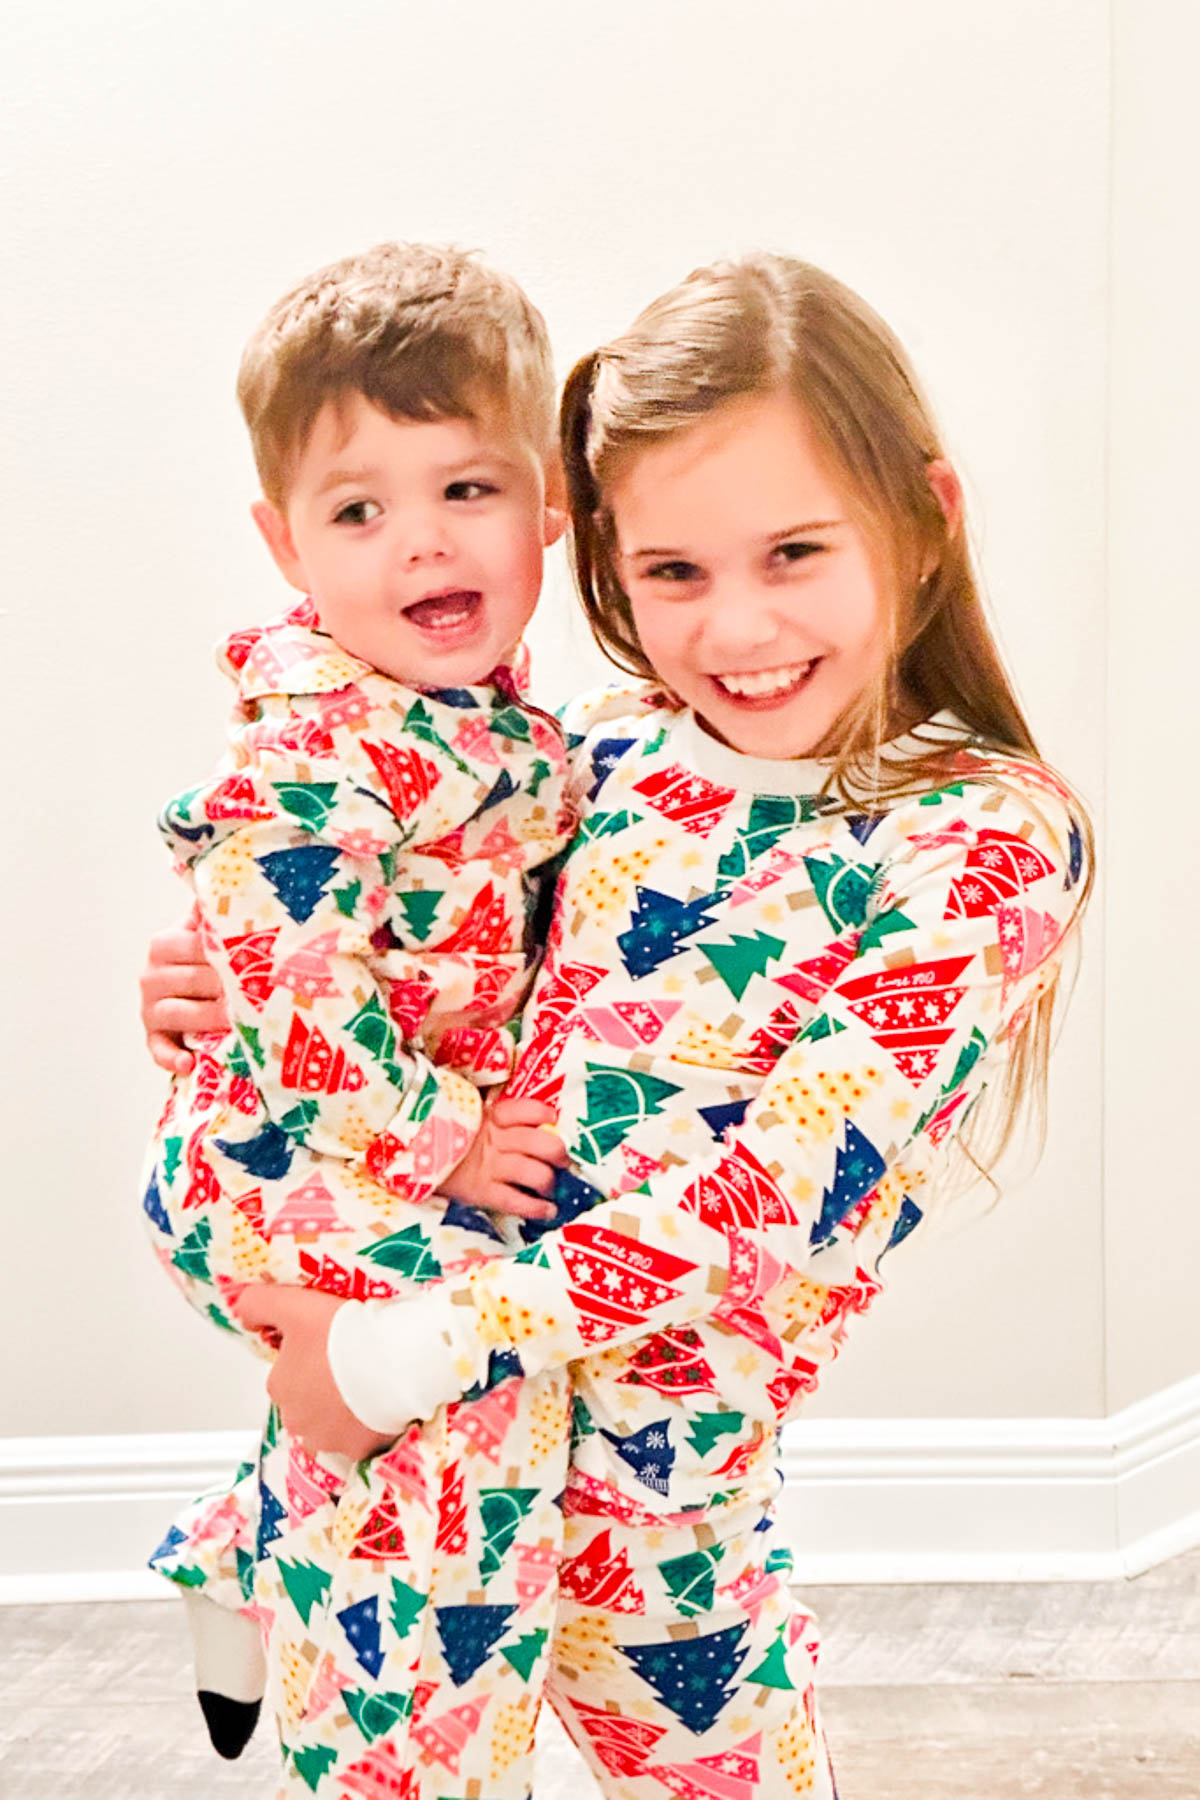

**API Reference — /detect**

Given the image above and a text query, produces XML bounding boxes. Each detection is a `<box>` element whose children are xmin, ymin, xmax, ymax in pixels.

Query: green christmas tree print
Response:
<box><xmin>685</xmin><ymin>1410</ymin><xmax>745</xmax><ymax>1460</ymax></box>
<box><xmin>576</xmin><ymin>1065</ymin><xmax>683</xmax><ymax>1165</ymax></box>
<box><xmin>700</xmin><ymin>931</ymin><xmax>786</xmax><ymax>1000</ymax></box>
<box><xmin>398</xmin><ymin>889</ymin><xmax>442</xmax><ymax>941</ymax></box>
<box><xmin>277</xmin><ymin>1558</ymin><xmax>332</xmax><ymax>1627</ymax></box>
<box><xmin>362</xmin><ymin>1225</ymin><xmax>443</xmax><ymax>1282</ymax></box>
<box><xmin>502</xmin><ymin>1628</ymin><xmax>548</xmax><ymax>1684</ymax></box>
<box><xmin>389</xmin><ymin>1577</ymin><xmax>427</xmax><ymax>1641</ymax></box>
<box><xmin>657</xmin><ymin>1544</ymin><xmax>726</xmax><ymax>1618</ymax></box>
<box><xmin>272</xmin><ymin>781</ymin><xmax>338</xmax><ymax>832</ymax></box>
<box><xmin>478</xmin><ymin>1488</ymin><xmax>540</xmax><ymax>1585</ymax></box>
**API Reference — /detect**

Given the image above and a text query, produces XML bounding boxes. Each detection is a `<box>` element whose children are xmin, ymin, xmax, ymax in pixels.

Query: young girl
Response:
<box><xmin>145</xmin><ymin>252</ymin><xmax>1091</xmax><ymax>1799</ymax></box>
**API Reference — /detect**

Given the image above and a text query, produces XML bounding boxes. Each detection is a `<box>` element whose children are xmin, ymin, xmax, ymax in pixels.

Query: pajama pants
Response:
<box><xmin>164</xmin><ymin>1443</ymin><xmax>837</xmax><ymax>1800</ymax></box>
<box><xmin>144</xmin><ymin>1111</ymin><xmax>576</xmax><ymax>1797</ymax></box>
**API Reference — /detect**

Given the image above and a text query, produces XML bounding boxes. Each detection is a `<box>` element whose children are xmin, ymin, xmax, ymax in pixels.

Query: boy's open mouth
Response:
<box><xmin>404</xmin><ymin>589</ymin><xmax>484</xmax><ymax>638</ymax></box>
<box><xmin>710</xmin><ymin>659</ymin><xmax>818</xmax><ymax>706</ymax></box>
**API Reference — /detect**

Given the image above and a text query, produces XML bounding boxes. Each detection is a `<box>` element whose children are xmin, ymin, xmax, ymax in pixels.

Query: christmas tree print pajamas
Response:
<box><xmin>141</xmin><ymin>601</ymin><xmax>576</xmax><ymax>1784</ymax></box>
<box><xmin>281</xmin><ymin>685</ymin><xmax>1087</xmax><ymax>1800</ymax></box>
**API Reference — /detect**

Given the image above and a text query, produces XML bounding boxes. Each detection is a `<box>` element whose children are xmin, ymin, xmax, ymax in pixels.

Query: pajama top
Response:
<box><xmin>146</xmin><ymin>599</ymin><xmax>573</xmax><ymax>1276</ymax></box>
<box><xmin>332</xmin><ymin>684</ymin><xmax>1089</xmax><ymax>1518</ymax></box>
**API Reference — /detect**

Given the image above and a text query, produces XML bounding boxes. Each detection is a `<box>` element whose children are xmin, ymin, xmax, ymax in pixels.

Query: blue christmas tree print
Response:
<box><xmin>587</xmin><ymin>736</ymin><xmax>636</xmax><ymax>800</ymax></box>
<box><xmin>142</xmin><ymin>1171</ymin><xmax>171</xmax><ymax>1235</ymax></box>
<box><xmin>810</xmin><ymin>1120</ymin><xmax>887</xmax><ymax>1247</ymax></box>
<box><xmin>258</xmin><ymin>845</ymin><xmax>341</xmax><ymax>922</ymax></box>
<box><xmin>256</xmin><ymin>1476</ymin><xmax>287</xmax><ymax>1559</ymax></box>
<box><xmin>618</xmin><ymin>888</ymin><xmax>723</xmax><ymax>979</ymax></box>
<box><xmin>214</xmin><ymin>1120</ymin><xmax>295</xmax><ymax>1181</ymax></box>
<box><xmin>435</xmin><ymin>1604</ymin><xmax>516</xmax><ymax>1686</ymax></box>
<box><xmin>599</xmin><ymin>1419</ymin><xmax>675</xmax><ymax>1496</ymax></box>
<box><xmin>698</xmin><ymin>1097</ymin><xmax>751</xmax><ymax>1142</ymax></box>
<box><xmin>880</xmin><ymin>1195</ymin><xmax>923</xmax><ymax>1260</ymax></box>
<box><xmin>337</xmin><ymin>1596</ymin><xmax>385</xmax><ymax>1679</ymax></box>
<box><xmin>519</xmin><ymin>1166</ymin><xmax>606</xmax><ymax>1242</ymax></box>
<box><xmin>473</xmin><ymin>767</ymin><xmax>516</xmax><ymax>816</ymax></box>
<box><xmin>623</xmin><ymin>1622</ymin><xmax>750</xmax><ymax>1733</ymax></box>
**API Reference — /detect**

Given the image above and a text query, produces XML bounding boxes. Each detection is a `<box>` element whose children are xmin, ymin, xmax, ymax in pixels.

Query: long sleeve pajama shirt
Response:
<box><xmin>266</xmin><ymin>684</ymin><xmax>1088</xmax><ymax>1800</ymax></box>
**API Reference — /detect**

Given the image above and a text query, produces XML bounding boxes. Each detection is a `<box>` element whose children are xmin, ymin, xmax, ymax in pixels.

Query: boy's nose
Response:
<box><xmin>397</xmin><ymin>511</ymin><xmax>452</xmax><ymax>566</ymax></box>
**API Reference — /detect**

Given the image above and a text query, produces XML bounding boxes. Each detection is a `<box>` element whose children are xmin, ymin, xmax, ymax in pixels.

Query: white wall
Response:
<box><xmin>0</xmin><ymin>0</ymin><xmax>1154</xmax><ymax>1459</ymax></box>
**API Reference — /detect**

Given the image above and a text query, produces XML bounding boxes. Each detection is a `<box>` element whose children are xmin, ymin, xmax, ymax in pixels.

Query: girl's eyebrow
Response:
<box><xmin>769</xmin><ymin>519</ymin><xmax>845</xmax><ymax>538</ymax></box>
<box><xmin>627</xmin><ymin>519</ymin><xmax>846</xmax><ymax>559</ymax></box>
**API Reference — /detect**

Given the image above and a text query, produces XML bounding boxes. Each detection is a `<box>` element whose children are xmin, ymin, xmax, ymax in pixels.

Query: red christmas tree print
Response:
<box><xmin>617</xmin><ymin>1328</ymin><xmax>720</xmax><ymax>1396</ymax></box>
<box><xmin>280</xmin><ymin>1016</ymin><xmax>368</xmax><ymax>1095</ymax></box>
<box><xmin>558</xmin><ymin>1221</ymin><xmax>696</xmax><ymax>1345</ymax></box>
<box><xmin>506</xmin><ymin>961</ymin><xmax>607</xmax><ymax>1107</ymax></box>
<box><xmin>559</xmin><ymin>1529</ymin><xmax>645</xmax><ymax>1613</ymax></box>
<box><xmin>837</xmin><ymin>953</ymin><xmax>973</xmax><ymax>1085</ymax></box>
<box><xmin>945</xmin><ymin>829</ymin><xmax>1056</xmax><ymax>918</ymax></box>
<box><xmin>633</xmin><ymin>765</ymin><xmax>737</xmax><ymax>837</ymax></box>
<box><xmin>412</xmin><ymin>1696</ymin><xmax>489</xmax><ymax>1773</ymax></box>
<box><xmin>681</xmin><ymin>1142</ymin><xmax>799</xmax><ymax>1232</ymax></box>
<box><xmin>435</xmin><ymin>1461</ymin><xmax>468</xmax><ymax>1555</ymax></box>
<box><xmin>569</xmin><ymin>1699</ymin><xmax>666</xmax><ymax>1775</ymax></box>
<box><xmin>362</xmin><ymin>738</ymin><xmax>441</xmax><ymax>819</ymax></box>
<box><xmin>203</xmin><ymin>773</ymin><xmax>272</xmax><ymax>822</ymax></box>
<box><xmin>436</xmin><ymin>883</ymin><xmax>513</xmax><ymax>954</ymax></box>
<box><xmin>223</xmin><ymin>929</ymin><xmax>281</xmax><ymax>1008</ymax></box>
<box><xmin>296</xmin><ymin>1251</ymin><xmax>399</xmax><ymax>1301</ymax></box>
<box><xmin>351</xmin><ymin>1488</ymin><xmax>411</xmax><ymax>1561</ymax></box>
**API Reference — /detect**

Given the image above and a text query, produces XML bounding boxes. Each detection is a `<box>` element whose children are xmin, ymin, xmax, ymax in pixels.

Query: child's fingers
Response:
<box><xmin>147</xmin><ymin>1031</ymin><xmax>195</xmax><ymax>1076</ymax></box>
<box><xmin>492</xmin><ymin>1124</ymin><xmax>568</xmax><ymax>1166</ymax></box>
<box><xmin>495</xmin><ymin>1152</ymin><xmax>560</xmax><ymax>1195</ymax></box>
<box><xmin>486</xmin><ymin>1096</ymin><xmax>560</xmax><ymax>1131</ymax></box>
<box><xmin>485</xmin><ymin>1184</ymin><xmax>557</xmax><ymax>1220</ymax></box>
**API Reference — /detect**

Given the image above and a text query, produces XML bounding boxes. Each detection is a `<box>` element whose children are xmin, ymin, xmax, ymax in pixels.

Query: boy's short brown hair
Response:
<box><xmin>238</xmin><ymin>242</ymin><xmax>556</xmax><ymax>506</ymax></box>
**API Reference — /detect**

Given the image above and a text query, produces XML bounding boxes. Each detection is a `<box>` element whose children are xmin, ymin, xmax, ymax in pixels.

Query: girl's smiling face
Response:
<box><xmin>613</xmin><ymin>390</ymin><xmax>892</xmax><ymax>759</ymax></box>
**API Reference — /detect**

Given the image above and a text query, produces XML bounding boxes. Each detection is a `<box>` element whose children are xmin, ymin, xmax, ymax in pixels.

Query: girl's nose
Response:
<box><xmin>701</xmin><ymin>586</ymin><xmax>782</xmax><ymax>661</ymax></box>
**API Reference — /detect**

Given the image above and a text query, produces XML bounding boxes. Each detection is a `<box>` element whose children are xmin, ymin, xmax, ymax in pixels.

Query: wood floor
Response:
<box><xmin>2</xmin><ymin>1549</ymin><xmax>1198</xmax><ymax>1798</ymax></box>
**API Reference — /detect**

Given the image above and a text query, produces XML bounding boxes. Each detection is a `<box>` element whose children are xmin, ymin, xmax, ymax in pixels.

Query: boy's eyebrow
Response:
<box><xmin>313</xmin><ymin>452</ymin><xmax>525</xmax><ymax>498</ymax></box>
<box><xmin>626</xmin><ymin>519</ymin><xmax>845</xmax><ymax>558</ymax></box>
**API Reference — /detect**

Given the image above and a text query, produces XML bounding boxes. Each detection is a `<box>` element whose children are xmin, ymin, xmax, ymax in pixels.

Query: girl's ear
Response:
<box><xmin>925</xmin><ymin>459</ymin><xmax>963</xmax><ymax>538</ymax></box>
<box><xmin>541</xmin><ymin>452</ymin><xmax>568</xmax><ymax>547</ymax></box>
<box><xmin>251</xmin><ymin>499</ymin><xmax>309</xmax><ymax>592</ymax></box>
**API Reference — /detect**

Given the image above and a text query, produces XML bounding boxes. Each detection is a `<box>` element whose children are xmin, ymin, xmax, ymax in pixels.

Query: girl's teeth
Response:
<box><xmin>717</xmin><ymin>662</ymin><xmax>812</xmax><ymax>698</ymax></box>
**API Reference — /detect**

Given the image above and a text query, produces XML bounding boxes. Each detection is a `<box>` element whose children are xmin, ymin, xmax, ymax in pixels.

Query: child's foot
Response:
<box><xmin>184</xmin><ymin>1591</ymin><xmax>266</xmax><ymax>1760</ymax></box>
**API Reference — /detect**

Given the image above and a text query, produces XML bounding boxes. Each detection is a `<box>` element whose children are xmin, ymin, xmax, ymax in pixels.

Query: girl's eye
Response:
<box><xmin>643</xmin><ymin>559</ymin><xmax>702</xmax><ymax>584</ymax></box>
<box><xmin>445</xmin><ymin>479</ymin><xmax>497</xmax><ymax>501</ymax></box>
<box><xmin>333</xmin><ymin>500</ymin><xmax>382</xmax><ymax>526</ymax></box>
<box><xmin>773</xmin><ymin>539</ymin><xmax>823</xmax><ymax>565</ymax></box>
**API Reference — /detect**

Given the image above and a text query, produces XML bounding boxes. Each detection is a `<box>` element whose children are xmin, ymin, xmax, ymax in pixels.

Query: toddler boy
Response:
<box><xmin>142</xmin><ymin>243</ymin><xmax>574</xmax><ymax>1784</ymax></box>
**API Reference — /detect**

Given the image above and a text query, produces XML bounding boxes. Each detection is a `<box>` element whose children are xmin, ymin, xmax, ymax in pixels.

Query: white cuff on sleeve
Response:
<box><xmin>327</xmin><ymin>1289</ymin><xmax>481</xmax><ymax>1437</ymax></box>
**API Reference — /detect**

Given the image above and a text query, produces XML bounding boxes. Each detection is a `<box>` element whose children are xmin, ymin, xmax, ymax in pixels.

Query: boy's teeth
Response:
<box><xmin>406</xmin><ymin>590</ymin><xmax>480</xmax><ymax>627</ymax></box>
<box><xmin>717</xmin><ymin>662</ymin><xmax>812</xmax><ymax>697</ymax></box>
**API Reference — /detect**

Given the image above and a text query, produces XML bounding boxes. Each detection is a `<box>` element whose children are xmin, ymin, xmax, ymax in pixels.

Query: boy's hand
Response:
<box><xmin>140</xmin><ymin>904</ymin><xmax>228</xmax><ymax>1073</ymax></box>
<box><xmin>234</xmin><ymin>1285</ymin><xmax>396</xmax><ymax>1461</ymax></box>
<box><xmin>440</xmin><ymin>1097</ymin><xmax>567</xmax><ymax>1220</ymax></box>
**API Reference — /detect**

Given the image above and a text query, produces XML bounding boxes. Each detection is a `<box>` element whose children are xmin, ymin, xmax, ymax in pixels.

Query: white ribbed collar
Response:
<box><xmin>665</xmin><ymin>707</ymin><xmax>971</xmax><ymax>796</ymax></box>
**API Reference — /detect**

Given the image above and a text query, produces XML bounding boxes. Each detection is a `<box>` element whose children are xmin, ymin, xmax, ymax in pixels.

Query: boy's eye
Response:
<box><xmin>445</xmin><ymin>479</ymin><xmax>498</xmax><ymax>501</ymax></box>
<box><xmin>333</xmin><ymin>499</ymin><xmax>382</xmax><ymax>526</ymax></box>
<box><xmin>773</xmin><ymin>539</ymin><xmax>823</xmax><ymax>565</ymax></box>
<box><xmin>643</xmin><ymin>559</ymin><xmax>702</xmax><ymax>584</ymax></box>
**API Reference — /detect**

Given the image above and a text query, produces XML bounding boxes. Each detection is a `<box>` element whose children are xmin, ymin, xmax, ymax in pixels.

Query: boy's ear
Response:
<box><xmin>925</xmin><ymin>459</ymin><xmax>963</xmax><ymax>538</ymax></box>
<box><xmin>541</xmin><ymin>452</ymin><xmax>568</xmax><ymax>547</ymax></box>
<box><xmin>251</xmin><ymin>499</ymin><xmax>309</xmax><ymax>592</ymax></box>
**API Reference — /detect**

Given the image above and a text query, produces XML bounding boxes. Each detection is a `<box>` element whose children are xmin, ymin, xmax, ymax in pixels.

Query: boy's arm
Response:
<box><xmin>324</xmin><ymin>774</ymin><xmax>1089</xmax><ymax>1432</ymax></box>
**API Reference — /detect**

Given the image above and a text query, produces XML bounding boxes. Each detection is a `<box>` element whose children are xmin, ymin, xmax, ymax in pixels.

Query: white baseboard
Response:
<box><xmin>3</xmin><ymin>1373</ymin><xmax>1199</xmax><ymax>1603</ymax></box>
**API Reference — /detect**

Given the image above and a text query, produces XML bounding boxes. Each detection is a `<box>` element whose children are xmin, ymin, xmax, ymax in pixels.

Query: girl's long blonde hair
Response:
<box><xmin>560</xmin><ymin>252</ymin><xmax>1093</xmax><ymax>1178</ymax></box>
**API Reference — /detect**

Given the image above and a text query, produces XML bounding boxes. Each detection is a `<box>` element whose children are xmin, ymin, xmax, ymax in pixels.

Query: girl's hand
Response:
<box><xmin>440</xmin><ymin>1097</ymin><xmax>567</xmax><ymax>1220</ymax></box>
<box><xmin>140</xmin><ymin>904</ymin><xmax>228</xmax><ymax>1073</ymax></box>
<box><xmin>234</xmin><ymin>1285</ymin><xmax>396</xmax><ymax>1461</ymax></box>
